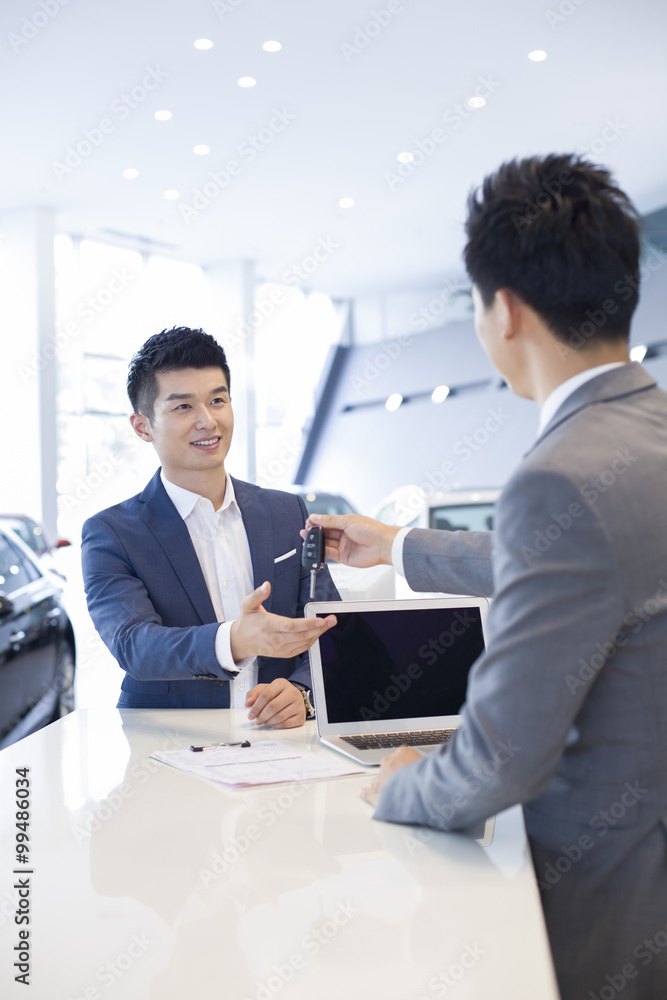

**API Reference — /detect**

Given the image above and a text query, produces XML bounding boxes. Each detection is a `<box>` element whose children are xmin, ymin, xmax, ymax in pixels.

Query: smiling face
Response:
<box><xmin>130</xmin><ymin>367</ymin><xmax>234</xmax><ymax>494</ymax></box>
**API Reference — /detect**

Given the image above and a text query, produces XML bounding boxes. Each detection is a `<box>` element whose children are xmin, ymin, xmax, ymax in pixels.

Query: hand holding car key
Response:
<box><xmin>302</xmin><ymin>525</ymin><xmax>326</xmax><ymax>599</ymax></box>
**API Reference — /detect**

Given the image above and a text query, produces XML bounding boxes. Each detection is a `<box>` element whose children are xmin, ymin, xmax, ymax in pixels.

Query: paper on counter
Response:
<box><xmin>150</xmin><ymin>740</ymin><xmax>365</xmax><ymax>787</ymax></box>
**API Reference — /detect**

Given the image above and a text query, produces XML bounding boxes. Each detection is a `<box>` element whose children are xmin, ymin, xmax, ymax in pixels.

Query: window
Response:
<box><xmin>0</xmin><ymin>534</ymin><xmax>40</xmax><ymax>593</ymax></box>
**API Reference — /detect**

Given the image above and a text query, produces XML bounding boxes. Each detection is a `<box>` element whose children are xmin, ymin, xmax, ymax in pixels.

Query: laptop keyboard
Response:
<box><xmin>340</xmin><ymin>730</ymin><xmax>455</xmax><ymax>750</ymax></box>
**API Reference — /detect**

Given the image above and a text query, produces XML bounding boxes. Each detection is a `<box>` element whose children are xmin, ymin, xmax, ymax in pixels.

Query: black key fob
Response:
<box><xmin>302</xmin><ymin>525</ymin><xmax>325</xmax><ymax>571</ymax></box>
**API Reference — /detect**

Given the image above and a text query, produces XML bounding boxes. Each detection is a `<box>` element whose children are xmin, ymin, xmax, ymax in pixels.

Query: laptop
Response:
<box><xmin>305</xmin><ymin>596</ymin><xmax>489</xmax><ymax>766</ymax></box>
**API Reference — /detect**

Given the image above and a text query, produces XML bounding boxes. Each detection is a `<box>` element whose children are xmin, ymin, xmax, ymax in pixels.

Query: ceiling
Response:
<box><xmin>2</xmin><ymin>0</ymin><xmax>667</xmax><ymax>298</ymax></box>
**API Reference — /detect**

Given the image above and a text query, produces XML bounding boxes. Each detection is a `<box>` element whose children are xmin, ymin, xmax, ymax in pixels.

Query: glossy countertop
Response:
<box><xmin>0</xmin><ymin>709</ymin><xmax>559</xmax><ymax>999</ymax></box>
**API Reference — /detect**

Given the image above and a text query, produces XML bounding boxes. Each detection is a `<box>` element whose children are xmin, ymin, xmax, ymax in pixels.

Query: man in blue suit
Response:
<box><xmin>81</xmin><ymin>327</ymin><xmax>338</xmax><ymax>727</ymax></box>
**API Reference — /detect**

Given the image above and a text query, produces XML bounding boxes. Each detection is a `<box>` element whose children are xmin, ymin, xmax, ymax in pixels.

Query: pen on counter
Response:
<box><xmin>189</xmin><ymin>740</ymin><xmax>251</xmax><ymax>752</ymax></box>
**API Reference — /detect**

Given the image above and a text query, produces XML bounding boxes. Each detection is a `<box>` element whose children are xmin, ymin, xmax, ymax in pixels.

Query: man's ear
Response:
<box><xmin>130</xmin><ymin>412</ymin><xmax>153</xmax><ymax>442</ymax></box>
<box><xmin>494</xmin><ymin>289</ymin><xmax>516</xmax><ymax>340</ymax></box>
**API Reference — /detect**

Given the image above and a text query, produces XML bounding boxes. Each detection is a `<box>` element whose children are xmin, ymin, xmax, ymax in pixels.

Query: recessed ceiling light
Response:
<box><xmin>154</xmin><ymin>110</ymin><xmax>173</xmax><ymax>121</ymax></box>
<box><xmin>238</xmin><ymin>76</ymin><xmax>256</xmax><ymax>88</ymax></box>
<box><xmin>397</xmin><ymin>151</ymin><xmax>414</xmax><ymax>163</ymax></box>
<box><xmin>431</xmin><ymin>385</ymin><xmax>450</xmax><ymax>404</ymax></box>
<box><xmin>528</xmin><ymin>49</ymin><xmax>547</xmax><ymax>61</ymax></box>
<box><xmin>465</xmin><ymin>96</ymin><xmax>486</xmax><ymax>110</ymax></box>
<box><xmin>194</xmin><ymin>38</ymin><xmax>214</xmax><ymax>50</ymax></box>
<box><xmin>122</xmin><ymin>168</ymin><xmax>139</xmax><ymax>179</ymax></box>
<box><xmin>193</xmin><ymin>144</ymin><xmax>211</xmax><ymax>155</ymax></box>
<box><xmin>338</xmin><ymin>197</ymin><xmax>355</xmax><ymax>209</ymax></box>
<box><xmin>385</xmin><ymin>393</ymin><xmax>403</xmax><ymax>412</ymax></box>
<box><xmin>164</xmin><ymin>190</ymin><xmax>180</xmax><ymax>200</ymax></box>
<box><xmin>262</xmin><ymin>40</ymin><xmax>282</xmax><ymax>52</ymax></box>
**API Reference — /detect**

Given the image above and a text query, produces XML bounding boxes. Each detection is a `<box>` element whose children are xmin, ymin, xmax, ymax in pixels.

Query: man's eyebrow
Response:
<box><xmin>163</xmin><ymin>386</ymin><xmax>229</xmax><ymax>402</ymax></box>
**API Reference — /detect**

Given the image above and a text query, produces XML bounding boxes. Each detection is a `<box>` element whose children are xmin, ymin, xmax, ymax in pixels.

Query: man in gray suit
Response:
<box><xmin>307</xmin><ymin>154</ymin><xmax>667</xmax><ymax>1000</ymax></box>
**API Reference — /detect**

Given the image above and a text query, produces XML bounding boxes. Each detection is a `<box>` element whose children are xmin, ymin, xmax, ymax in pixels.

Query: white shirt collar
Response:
<box><xmin>537</xmin><ymin>362</ymin><xmax>627</xmax><ymax>438</ymax></box>
<box><xmin>160</xmin><ymin>471</ymin><xmax>237</xmax><ymax>518</ymax></box>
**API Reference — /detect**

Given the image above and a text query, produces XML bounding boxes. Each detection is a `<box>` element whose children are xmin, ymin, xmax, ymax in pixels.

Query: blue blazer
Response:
<box><xmin>81</xmin><ymin>470</ymin><xmax>340</xmax><ymax>709</ymax></box>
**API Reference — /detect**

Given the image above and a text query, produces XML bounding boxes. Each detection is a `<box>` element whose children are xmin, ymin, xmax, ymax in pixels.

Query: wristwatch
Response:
<box><xmin>291</xmin><ymin>682</ymin><xmax>315</xmax><ymax>720</ymax></box>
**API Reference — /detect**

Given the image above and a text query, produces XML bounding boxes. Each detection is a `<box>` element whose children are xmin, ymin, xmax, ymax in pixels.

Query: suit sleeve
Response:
<box><xmin>402</xmin><ymin>527</ymin><xmax>495</xmax><ymax>596</ymax></box>
<box><xmin>81</xmin><ymin>515</ymin><xmax>228</xmax><ymax>683</ymax></box>
<box><xmin>374</xmin><ymin>468</ymin><xmax>625</xmax><ymax>830</ymax></box>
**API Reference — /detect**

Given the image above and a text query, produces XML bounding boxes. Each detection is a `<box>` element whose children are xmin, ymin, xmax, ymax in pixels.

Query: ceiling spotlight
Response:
<box><xmin>164</xmin><ymin>190</ymin><xmax>180</xmax><ymax>200</ymax></box>
<box><xmin>465</xmin><ymin>96</ymin><xmax>486</xmax><ymax>110</ymax></box>
<box><xmin>629</xmin><ymin>344</ymin><xmax>648</xmax><ymax>362</ymax></box>
<box><xmin>193</xmin><ymin>144</ymin><xmax>211</xmax><ymax>155</ymax></box>
<box><xmin>262</xmin><ymin>40</ymin><xmax>282</xmax><ymax>52</ymax></box>
<box><xmin>397</xmin><ymin>151</ymin><xmax>414</xmax><ymax>163</ymax></box>
<box><xmin>338</xmin><ymin>197</ymin><xmax>355</xmax><ymax>209</ymax></box>
<box><xmin>385</xmin><ymin>393</ymin><xmax>403</xmax><ymax>412</ymax></box>
<box><xmin>122</xmin><ymin>168</ymin><xmax>139</xmax><ymax>179</ymax></box>
<box><xmin>431</xmin><ymin>385</ymin><xmax>450</xmax><ymax>404</ymax></box>
<box><xmin>194</xmin><ymin>38</ymin><xmax>214</xmax><ymax>50</ymax></box>
<box><xmin>528</xmin><ymin>49</ymin><xmax>547</xmax><ymax>61</ymax></box>
<box><xmin>238</xmin><ymin>76</ymin><xmax>256</xmax><ymax>87</ymax></box>
<box><xmin>154</xmin><ymin>110</ymin><xmax>173</xmax><ymax>121</ymax></box>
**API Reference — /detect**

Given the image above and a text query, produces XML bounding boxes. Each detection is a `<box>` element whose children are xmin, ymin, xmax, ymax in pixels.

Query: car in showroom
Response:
<box><xmin>0</xmin><ymin>512</ymin><xmax>71</xmax><ymax>580</ymax></box>
<box><xmin>0</xmin><ymin>523</ymin><xmax>76</xmax><ymax>749</ymax></box>
<box><xmin>373</xmin><ymin>486</ymin><xmax>500</xmax><ymax>531</ymax></box>
<box><xmin>289</xmin><ymin>486</ymin><xmax>358</xmax><ymax>517</ymax></box>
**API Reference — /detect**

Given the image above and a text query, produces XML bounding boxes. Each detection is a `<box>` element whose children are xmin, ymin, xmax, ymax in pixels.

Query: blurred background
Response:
<box><xmin>1</xmin><ymin>0</ymin><xmax>667</xmax><ymax>725</ymax></box>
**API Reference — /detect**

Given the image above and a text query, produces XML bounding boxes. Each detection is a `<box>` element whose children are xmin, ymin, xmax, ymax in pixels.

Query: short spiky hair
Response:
<box><xmin>463</xmin><ymin>153</ymin><xmax>641</xmax><ymax>344</ymax></box>
<box><xmin>127</xmin><ymin>327</ymin><xmax>231</xmax><ymax>422</ymax></box>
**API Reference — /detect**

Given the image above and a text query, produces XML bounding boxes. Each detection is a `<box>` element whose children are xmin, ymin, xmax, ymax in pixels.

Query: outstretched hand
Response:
<box><xmin>230</xmin><ymin>581</ymin><xmax>336</xmax><ymax>662</ymax></box>
<box><xmin>301</xmin><ymin>514</ymin><xmax>400</xmax><ymax>568</ymax></box>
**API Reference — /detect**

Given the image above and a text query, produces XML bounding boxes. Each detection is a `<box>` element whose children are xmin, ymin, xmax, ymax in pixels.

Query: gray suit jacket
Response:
<box><xmin>375</xmin><ymin>364</ymin><xmax>667</xmax><ymax>1000</ymax></box>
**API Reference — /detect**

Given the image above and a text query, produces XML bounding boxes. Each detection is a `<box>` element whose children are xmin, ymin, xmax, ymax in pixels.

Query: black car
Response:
<box><xmin>0</xmin><ymin>524</ymin><xmax>76</xmax><ymax>749</ymax></box>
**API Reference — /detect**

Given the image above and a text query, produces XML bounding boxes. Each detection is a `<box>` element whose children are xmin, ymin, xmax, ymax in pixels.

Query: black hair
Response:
<box><xmin>463</xmin><ymin>153</ymin><xmax>641</xmax><ymax>345</ymax></box>
<box><xmin>127</xmin><ymin>327</ymin><xmax>231</xmax><ymax>421</ymax></box>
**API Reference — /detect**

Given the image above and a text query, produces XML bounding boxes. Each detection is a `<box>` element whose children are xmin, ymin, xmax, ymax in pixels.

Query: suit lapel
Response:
<box><xmin>231</xmin><ymin>476</ymin><xmax>275</xmax><ymax>612</ymax></box>
<box><xmin>527</xmin><ymin>362</ymin><xmax>656</xmax><ymax>456</ymax></box>
<box><xmin>136</xmin><ymin>470</ymin><xmax>217</xmax><ymax>624</ymax></box>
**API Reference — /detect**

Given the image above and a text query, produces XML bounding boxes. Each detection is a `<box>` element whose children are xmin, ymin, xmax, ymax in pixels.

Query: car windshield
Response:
<box><xmin>0</xmin><ymin>518</ymin><xmax>48</xmax><ymax>555</ymax></box>
<box><xmin>429</xmin><ymin>503</ymin><xmax>495</xmax><ymax>532</ymax></box>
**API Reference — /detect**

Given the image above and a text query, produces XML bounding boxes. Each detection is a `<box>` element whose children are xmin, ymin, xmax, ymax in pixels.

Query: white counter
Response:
<box><xmin>0</xmin><ymin>709</ymin><xmax>560</xmax><ymax>1000</ymax></box>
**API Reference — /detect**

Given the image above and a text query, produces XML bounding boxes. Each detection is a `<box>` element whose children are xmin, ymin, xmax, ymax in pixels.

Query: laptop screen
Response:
<box><xmin>315</xmin><ymin>606</ymin><xmax>485</xmax><ymax>725</ymax></box>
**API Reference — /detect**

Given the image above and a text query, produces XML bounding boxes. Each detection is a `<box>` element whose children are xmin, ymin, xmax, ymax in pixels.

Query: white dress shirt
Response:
<box><xmin>392</xmin><ymin>362</ymin><xmax>629</xmax><ymax>577</ymax></box>
<box><xmin>161</xmin><ymin>472</ymin><xmax>257</xmax><ymax>707</ymax></box>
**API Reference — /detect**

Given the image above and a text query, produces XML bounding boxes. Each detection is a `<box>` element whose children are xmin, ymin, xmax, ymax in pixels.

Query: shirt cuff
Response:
<box><xmin>391</xmin><ymin>527</ymin><xmax>412</xmax><ymax>578</ymax></box>
<box><xmin>215</xmin><ymin>621</ymin><xmax>253</xmax><ymax>676</ymax></box>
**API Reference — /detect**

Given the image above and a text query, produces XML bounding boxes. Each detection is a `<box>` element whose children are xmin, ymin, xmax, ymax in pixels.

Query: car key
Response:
<box><xmin>302</xmin><ymin>525</ymin><xmax>325</xmax><ymax>599</ymax></box>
